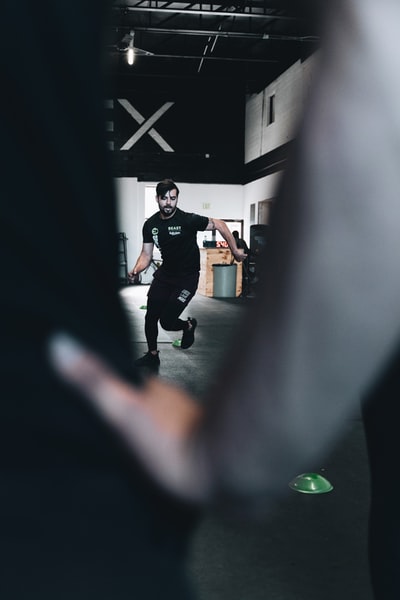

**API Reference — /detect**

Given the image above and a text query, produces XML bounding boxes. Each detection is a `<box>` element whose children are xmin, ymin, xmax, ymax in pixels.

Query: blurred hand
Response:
<box><xmin>128</xmin><ymin>272</ymin><xmax>140</xmax><ymax>284</ymax></box>
<box><xmin>48</xmin><ymin>334</ymin><xmax>208</xmax><ymax>501</ymax></box>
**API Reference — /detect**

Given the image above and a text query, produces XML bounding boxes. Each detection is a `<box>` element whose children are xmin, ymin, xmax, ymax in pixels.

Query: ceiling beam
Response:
<box><xmin>113</xmin><ymin>5</ymin><xmax>303</xmax><ymax>21</ymax></box>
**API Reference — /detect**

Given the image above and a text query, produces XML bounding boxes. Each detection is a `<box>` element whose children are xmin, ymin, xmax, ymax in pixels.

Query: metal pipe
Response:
<box><xmin>110</xmin><ymin>51</ymin><xmax>279</xmax><ymax>63</ymax></box>
<box><xmin>131</xmin><ymin>26</ymin><xmax>318</xmax><ymax>42</ymax></box>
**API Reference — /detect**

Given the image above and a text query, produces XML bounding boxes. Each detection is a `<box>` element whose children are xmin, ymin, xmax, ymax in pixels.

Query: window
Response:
<box><xmin>250</xmin><ymin>203</ymin><xmax>256</xmax><ymax>225</ymax></box>
<box><xmin>268</xmin><ymin>94</ymin><xmax>275</xmax><ymax>125</ymax></box>
<box><xmin>258</xmin><ymin>199</ymin><xmax>274</xmax><ymax>225</ymax></box>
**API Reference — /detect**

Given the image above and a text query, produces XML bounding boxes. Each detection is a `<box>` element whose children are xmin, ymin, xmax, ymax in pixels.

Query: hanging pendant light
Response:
<box><xmin>127</xmin><ymin>30</ymin><xmax>135</xmax><ymax>65</ymax></box>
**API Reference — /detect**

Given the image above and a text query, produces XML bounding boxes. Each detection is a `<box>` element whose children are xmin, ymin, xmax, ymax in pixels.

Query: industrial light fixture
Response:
<box><xmin>127</xmin><ymin>30</ymin><xmax>135</xmax><ymax>65</ymax></box>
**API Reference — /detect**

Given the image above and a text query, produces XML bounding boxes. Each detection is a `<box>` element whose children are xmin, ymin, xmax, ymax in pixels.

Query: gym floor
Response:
<box><xmin>120</xmin><ymin>284</ymin><xmax>374</xmax><ymax>600</ymax></box>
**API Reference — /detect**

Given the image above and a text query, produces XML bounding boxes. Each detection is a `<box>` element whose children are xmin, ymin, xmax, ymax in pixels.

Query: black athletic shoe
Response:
<box><xmin>181</xmin><ymin>318</ymin><xmax>197</xmax><ymax>349</ymax></box>
<box><xmin>134</xmin><ymin>351</ymin><xmax>160</xmax><ymax>374</ymax></box>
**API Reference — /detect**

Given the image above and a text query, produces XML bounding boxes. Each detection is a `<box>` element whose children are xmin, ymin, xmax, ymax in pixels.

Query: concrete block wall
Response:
<box><xmin>242</xmin><ymin>53</ymin><xmax>318</xmax><ymax>242</ymax></box>
<box><xmin>245</xmin><ymin>54</ymin><xmax>317</xmax><ymax>164</ymax></box>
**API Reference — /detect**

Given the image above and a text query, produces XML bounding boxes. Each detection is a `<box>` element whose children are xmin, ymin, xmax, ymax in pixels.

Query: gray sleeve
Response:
<box><xmin>196</xmin><ymin>0</ymin><xmax>400</xmax><ymax>512</ymax></box>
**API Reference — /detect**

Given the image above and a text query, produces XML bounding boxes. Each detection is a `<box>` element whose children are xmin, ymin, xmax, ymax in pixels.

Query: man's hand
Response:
<box><xmin>128</xmin><ymin>269</ymin><xmax>139</xmax><ymax>283</ymax></box>
<box><xmin>48</xmin><ymin>334</ymin><xmax>209</xmax><ymax>502</ymax></box>
<box><xmin>232</xmin><ymin>249</ymin><xmax>247</xmax><ymax>263</ymax></box>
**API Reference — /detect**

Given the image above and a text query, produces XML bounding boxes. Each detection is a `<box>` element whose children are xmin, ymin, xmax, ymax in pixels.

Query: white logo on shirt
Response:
<box><xmin>151</xmin><ymin>227</ymin><xmax>159</xmax><ymax>247</ymax></box>
<box><xmin>168</xmin><ymin>225</ymin><xmax>182</xmax><ymax>236</ymax></box>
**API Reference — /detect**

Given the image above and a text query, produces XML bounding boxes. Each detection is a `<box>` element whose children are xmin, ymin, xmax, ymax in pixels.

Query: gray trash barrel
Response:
<box><xmin>212</xmin><ymin>264</ymin><xmax>237</xmax><ymax>298</ymax></box>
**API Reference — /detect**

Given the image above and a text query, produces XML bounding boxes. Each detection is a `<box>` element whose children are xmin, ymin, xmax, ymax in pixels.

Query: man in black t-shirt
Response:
<box><xmin>129</xmin><ymin>179</ymin><xmax>247</xmax><ymax>372</ymax></box>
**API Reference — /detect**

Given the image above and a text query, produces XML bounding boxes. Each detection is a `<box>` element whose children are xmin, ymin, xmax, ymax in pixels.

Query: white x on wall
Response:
<box><xmin>117</xmin><ymin>99</ymin><xmax>175</xmax><ymax>152</ymax></box>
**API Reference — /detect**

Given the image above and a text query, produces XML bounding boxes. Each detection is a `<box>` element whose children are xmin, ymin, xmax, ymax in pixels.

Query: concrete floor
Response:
<box><xmin>119</xmin><ymin>284</ymin><xmax>374</xmax><ymax>600</ymax></box>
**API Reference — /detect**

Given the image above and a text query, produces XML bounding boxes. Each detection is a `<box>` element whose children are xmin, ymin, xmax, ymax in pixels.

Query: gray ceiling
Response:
<box><xmin>107</xmin><ymin>1</ymin><xmax>321</xmax><ymax>93</ymax></box>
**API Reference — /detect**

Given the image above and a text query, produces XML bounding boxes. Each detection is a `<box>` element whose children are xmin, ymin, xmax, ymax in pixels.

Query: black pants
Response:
<box><xmin>145</xmin><ymin>270</ymin><xmax>200</xmax><ymax>351</ymax></box>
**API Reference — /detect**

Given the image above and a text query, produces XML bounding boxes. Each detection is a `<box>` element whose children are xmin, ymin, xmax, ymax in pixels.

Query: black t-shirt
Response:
<box><xmin>143</xmin><ymin>208</ymin><xmax>209</xmax><ymax>276</ymax></box>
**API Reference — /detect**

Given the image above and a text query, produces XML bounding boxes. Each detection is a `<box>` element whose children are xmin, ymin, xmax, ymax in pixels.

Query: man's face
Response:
<box><xmin>157</xmin><ymin>189</ymin><xmax>178</xmax><ymax>219</ymax></box>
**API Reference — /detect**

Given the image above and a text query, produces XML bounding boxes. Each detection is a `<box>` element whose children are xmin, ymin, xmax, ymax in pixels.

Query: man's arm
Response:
<box><xmin>128</xmin><ymin>243</ymin><xmax>154</xmax><ymax>280</ymax></box>
<box><xmin>206</xmin><ymin>218</ymin><xmax>247</xmax><ymax>262</ymax></box>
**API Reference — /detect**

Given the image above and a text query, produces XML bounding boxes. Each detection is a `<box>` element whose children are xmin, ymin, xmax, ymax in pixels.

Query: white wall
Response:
<box><xmin>242</xmin><ymin>172</ymin><xmax>283</xmax><ymax>242</ymax></box>
<box><xmin>115</xmin><ymin>177</ymin><xmax>141</xmax><ymax>271</ymax></box>
<box><xmin>116</xmin><ymin>179</ymin><xmax>244</xmax><ymax>268</ymax></box>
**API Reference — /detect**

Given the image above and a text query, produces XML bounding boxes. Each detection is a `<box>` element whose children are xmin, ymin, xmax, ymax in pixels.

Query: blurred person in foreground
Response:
<box><xmin>2</xmin><ymin>2</ymin><xmax>400</xmax><ymax>600</ymax></box>
<box><xmin>1</xmin><ymin>2</ymin><xmax>198</xmax><ymax>599</ymax></box>
<box><xmin>49</xmin><ymin>2</ymin><xmax>400</xmax><ymax>598</ymax></box>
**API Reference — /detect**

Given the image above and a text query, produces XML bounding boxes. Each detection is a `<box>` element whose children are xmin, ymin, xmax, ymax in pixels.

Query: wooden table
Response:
<box><xmin>198</xmin><ymin>248</ymin><xmax>242</xmax><ymax>297</ymax></box>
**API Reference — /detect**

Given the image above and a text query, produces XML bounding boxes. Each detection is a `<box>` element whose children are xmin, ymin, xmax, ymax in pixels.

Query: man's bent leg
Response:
<box><xmin>157</xmin><ymin>274</ymin><xmax>199</xmax><ymax>349</ymax></box>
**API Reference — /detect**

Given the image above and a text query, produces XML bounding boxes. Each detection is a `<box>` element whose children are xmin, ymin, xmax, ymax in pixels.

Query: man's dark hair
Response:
<box><xmin>156</xmin><ymin>179</ymin><xmax>180</xmax><ymax>197</ymax></box>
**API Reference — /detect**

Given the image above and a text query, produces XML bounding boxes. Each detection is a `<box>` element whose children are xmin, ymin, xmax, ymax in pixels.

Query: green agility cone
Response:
<box><xmin>172</xmin><ymin>339</ymin><xmax>181</xmax><ymax>347</ymax></box>
<box><xmin>289</xmin><ymin>472</ymin><xmax>333</xmax><ymax>495</ymax></box>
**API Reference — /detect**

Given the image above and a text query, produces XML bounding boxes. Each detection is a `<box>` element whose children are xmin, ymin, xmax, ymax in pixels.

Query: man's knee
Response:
<box><xmin>159</xmin><ymin>314</ymin><xmax>179</xmax><ymax>331</ymax></box>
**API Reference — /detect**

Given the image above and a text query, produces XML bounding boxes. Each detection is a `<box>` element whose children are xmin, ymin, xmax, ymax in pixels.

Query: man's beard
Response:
<box><xmin>161</xmin><ymin>206</ymin><xmax>176</xmax><ymax>218</ymax></box>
